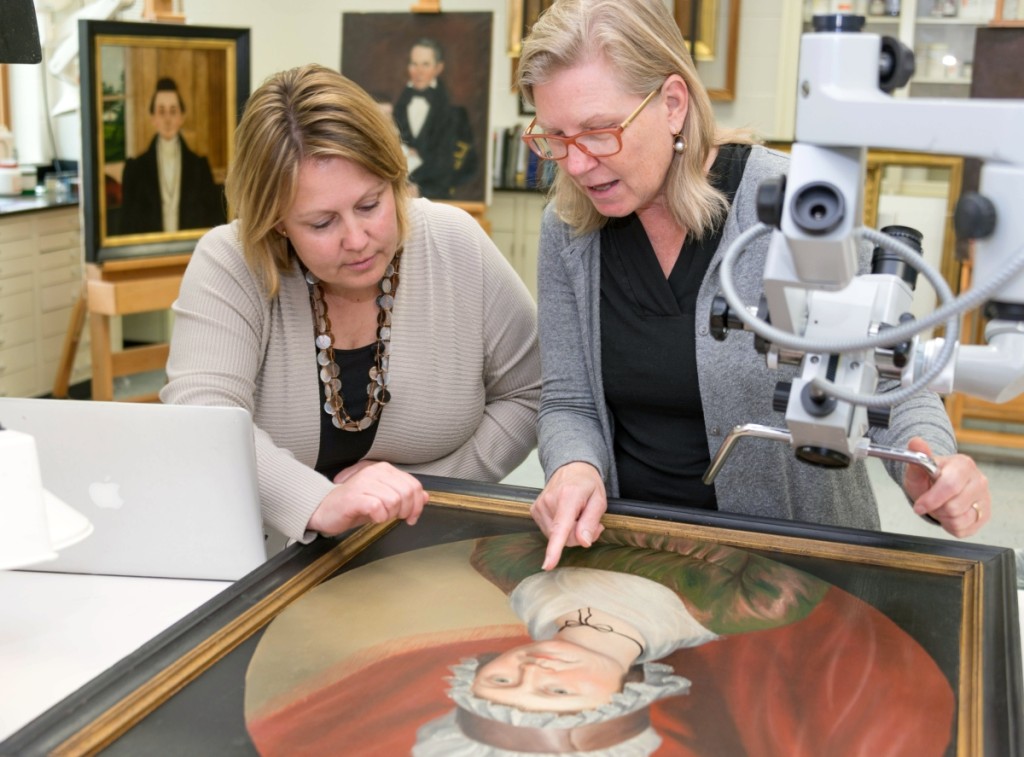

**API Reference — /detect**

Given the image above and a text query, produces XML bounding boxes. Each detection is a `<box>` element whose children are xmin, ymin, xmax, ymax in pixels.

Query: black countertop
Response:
<box><xmin>0</xmin><ymin>194</ymin><xmax>79</xmax><ymax>217</ymax></box>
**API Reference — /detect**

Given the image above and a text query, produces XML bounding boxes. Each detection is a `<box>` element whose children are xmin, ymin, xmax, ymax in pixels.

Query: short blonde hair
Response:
<box><xmin>225</xmin><ymin>64</ymin><xmax>411</xmax><ymax>296</ymax></box>
<box><xmin>516</xmin><ymin>0</ymin><xmax>748</xmax><ymax>237</ymax></box>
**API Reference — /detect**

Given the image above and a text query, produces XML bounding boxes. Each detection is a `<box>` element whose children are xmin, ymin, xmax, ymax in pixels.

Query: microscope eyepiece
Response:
<box><xmin>811</xmin><ymin>14</ymin><xmax>866</xmax><ymax>33</ymax></box>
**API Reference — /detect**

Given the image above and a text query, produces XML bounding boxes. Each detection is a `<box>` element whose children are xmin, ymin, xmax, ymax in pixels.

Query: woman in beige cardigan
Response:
<box><xmin>161</xmin><ymin>64</ymin><xmax>540</xmax><ymax>542</ymax></box>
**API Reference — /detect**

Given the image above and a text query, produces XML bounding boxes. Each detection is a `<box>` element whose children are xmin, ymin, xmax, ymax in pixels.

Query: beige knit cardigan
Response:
<box><xmin>161</xmin><ymin>199</ymin><xmax>541</xmax><ymax>539</ymax></box>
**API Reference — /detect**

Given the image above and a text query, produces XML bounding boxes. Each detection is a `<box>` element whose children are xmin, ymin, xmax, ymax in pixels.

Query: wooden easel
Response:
<box><xmin>142</xmin><ymin>0</ymin><xmax>185</xmax><ymax>23</ymax></box>
<box><xmin>53</xmin><ymin>255</ymin><xmax>189</xmax><ymax>403</ymax></box>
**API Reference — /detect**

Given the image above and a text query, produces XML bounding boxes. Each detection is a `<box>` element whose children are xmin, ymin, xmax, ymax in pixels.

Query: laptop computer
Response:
<box><xmin>0</xmin><ymin>398</ymin><xmax>268</xmax><ymax>581</ymax></box>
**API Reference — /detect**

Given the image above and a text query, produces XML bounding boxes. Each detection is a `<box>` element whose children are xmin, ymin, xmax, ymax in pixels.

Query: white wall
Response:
<box><xmin>712</xmin><ymin>0</ymin><xmax>801</xmax><ymax>141</ymax></box>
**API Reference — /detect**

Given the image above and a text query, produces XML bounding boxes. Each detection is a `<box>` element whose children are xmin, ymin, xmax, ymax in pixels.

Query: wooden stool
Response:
<box><xmin>53</xmin><ymin>254</ymin><xmax>189</xmax><ymax>402</ymax></box>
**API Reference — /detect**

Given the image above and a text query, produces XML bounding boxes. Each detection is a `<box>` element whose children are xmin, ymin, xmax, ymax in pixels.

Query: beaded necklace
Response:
<box><xmin>305</xmin><ymin>250</ymin><xmax>402</xmax><ymax>431</ymax></box>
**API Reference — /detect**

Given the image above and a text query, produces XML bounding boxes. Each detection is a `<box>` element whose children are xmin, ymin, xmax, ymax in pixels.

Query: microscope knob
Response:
<box><xmin>773</xmin><ymin>381</ymin><xmax>792</xmax><ymax>414</ymax></box>
<box><xmin>877</xmin><ymin>314</ymin><xmax>914</xmax><ymax>368</ymax></box>
<box><xmin>753</xmin><ymin>295</ymin><xmax>773</xmax><ymax>355</ymax></box>
<box><xmin>756</xmin><ymin>175</ymin><xmax>786</xmax><ymax>229</ymax></box>
<box><xmin>868</xmin><ymin>406</ymin><xmax>891</xmax><ymax>429</ymax></box>
<box><xmin>879</xmin><ymin>36</ymin><xmax>915</xmax><ymax>93</ymax></box>
<box><xmin>954</xmin><ymin>192</ymin><xmax>997</xmax><ymax>240</ymax></box>
<box><xmin>710</xmin><ymin>295</ymin><xmax>741</xmax><ymax>340</ymax></box>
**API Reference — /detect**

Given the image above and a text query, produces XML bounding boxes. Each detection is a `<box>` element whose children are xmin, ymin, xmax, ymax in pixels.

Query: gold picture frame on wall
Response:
<box><xmin>1</xmin><ymin>476</ymin><xmax>1020</xmax><ymax>754</ymax></box>
<box><xmin>677</xmin><ymin>0</ymin><xmax>741</xmax><ymax>100</ymax></box>
<box><xmin>508</xmin><ymin>0</ymin><xmax>741</xmax><ymax>101</ymax></box>
<box><xmin>863</xmin><ymin>150</ymin><xmax>965</xmax><ymax>296</ymax></box>
<box><xmin>675</xmin><ymin>0</ymin><xmax>718</xmax><ymax>61</ymax></box>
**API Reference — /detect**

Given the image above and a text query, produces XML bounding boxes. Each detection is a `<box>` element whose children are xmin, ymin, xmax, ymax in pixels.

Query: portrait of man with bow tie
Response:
<box><xmin>392</xmin><ymin>37</ymin><xmax>478</xmax><ymax>199</ymax></box>
<box><xmin>341</xmin><ymin>13</ymin><xmax>491</xmax><ymax>203</ymax></box>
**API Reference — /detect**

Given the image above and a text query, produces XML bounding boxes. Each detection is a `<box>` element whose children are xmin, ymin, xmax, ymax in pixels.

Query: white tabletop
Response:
<box><xmin>0</xmin><ymin>570</ymin><xmax>229</xmax><ymax>742</ymax></box>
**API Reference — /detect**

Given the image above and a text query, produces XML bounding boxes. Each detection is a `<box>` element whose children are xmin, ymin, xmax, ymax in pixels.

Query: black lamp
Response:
<box><xmin>0</xmin><ymin>0</ymin><xmax>43</xmax><ymax>64</ymax></box>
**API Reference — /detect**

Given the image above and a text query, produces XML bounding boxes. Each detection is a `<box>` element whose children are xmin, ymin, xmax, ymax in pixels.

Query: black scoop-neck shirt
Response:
<box><xmin>599</xmin><ymin>144</ymin><xmax>750</xmax><ymax>509</ymax></box>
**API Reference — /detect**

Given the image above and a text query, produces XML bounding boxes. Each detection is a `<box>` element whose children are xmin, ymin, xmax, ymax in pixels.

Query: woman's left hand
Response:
<box><xmin>333</xmin><ymin>459</ymin><xmax>379</xmax><ymax>485</ymax></box>
<box><xmin>902</xmin><ymin>437</ymin><xmax>990</xmax><ymax>538</ymax></box>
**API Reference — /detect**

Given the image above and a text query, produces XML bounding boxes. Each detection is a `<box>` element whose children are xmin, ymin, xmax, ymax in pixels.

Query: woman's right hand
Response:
<box><xmin>307</xmin><ymin>461</ymin><xmax>429</xmax><ymax>536</ymax></box>
<box><xmin>530</xmin><ymin>462</ymin><xmax>607</xmax><ymax>571</ymax></box>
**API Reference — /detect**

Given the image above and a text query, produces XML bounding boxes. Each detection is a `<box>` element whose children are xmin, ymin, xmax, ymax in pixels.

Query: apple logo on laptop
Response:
<box><xmin>88</xmin><ymin>477</ymin><xmax>124</xmax><ymax>509</ymax></box>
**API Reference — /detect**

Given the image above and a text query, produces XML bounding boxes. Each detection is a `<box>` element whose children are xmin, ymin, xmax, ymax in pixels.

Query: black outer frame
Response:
<box><xmin>0</xmin><ymin>474</ymin><xmax>1020</xmax><ymax>756</ymax></box>
<box><xmin>78</xmin><ymin>20</ymin><xmax>251</xmax><ymax>264</ymax></box>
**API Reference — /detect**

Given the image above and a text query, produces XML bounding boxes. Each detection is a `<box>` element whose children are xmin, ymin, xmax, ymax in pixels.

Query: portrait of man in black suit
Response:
<box><xmin>119</xmin><ymin>77</ymin><xmax>225</xmax><ymax>235</ymax></box>
<box><xmin>392</xmin><ymin>38</ymin><xmax>478</xmax><ymax>200</ymax></box>
<box><xmin>341</xmin><ymin>13</ymin><xmax>491</xmax><ymax>203</ymax></box>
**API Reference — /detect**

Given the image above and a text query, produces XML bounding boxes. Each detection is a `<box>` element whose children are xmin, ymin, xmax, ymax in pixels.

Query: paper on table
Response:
<box><xmin>43</xmin><ymin>489</ymin><xmax>94</xmax><ymax>551</ymax></box>
<box><xmin>0</xmin><ymin>429</ymin><xmax>93</xmax><ymax>570</ymax></box>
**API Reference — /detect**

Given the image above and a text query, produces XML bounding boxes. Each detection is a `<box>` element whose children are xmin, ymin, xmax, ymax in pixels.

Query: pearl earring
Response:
<box><xmin>673</xmin><ymin>134</ymin><xmax>686</xmax><ymax>154</ymax></box>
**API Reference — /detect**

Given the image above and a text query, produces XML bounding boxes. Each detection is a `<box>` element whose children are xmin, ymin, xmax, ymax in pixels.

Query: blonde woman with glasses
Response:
<box><xmin>518</xmin><ymin>0</ymin><xmax>991</xmax><ymax>570</ymax></box>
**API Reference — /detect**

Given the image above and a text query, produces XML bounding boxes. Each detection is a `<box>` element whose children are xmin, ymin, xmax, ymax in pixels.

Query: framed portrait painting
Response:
<box><xmin>78</xmin><ymin>20</ymin><xmax>250</xmax><ymax>264</ymax></box>
<box><xmin>1</xmin><ymin>476</ymin><xmax>1020</xmax><ymax>755</ymax></box>
<box><xmin>340</xmin><ymin>12</ymin><xmax>491</xmax><ymax>204</ymax></box>
<box><xmin>675</xmin><ymin>0</ymin><xmax>741</xmax><ymax>100</ymax></box>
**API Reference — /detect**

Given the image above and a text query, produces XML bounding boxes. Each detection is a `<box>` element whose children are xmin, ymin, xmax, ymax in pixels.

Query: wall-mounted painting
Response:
<box><xmin>341</xmin><ymin>12</ymin><xmax>491</xmax><ymax>204</ymax></box>
<box><xmin>674</xmin><ymin>0</ymin><xmax>741</xmax><ymax>100</ymax></box>
<box><xmin>78</xmin><ymin>20</ymin><xmax>250</xmax><ymax>264</ymax></box>
<box><xmin>508</xmin><ymin>1</ymin><xmax>740</xmax><ymax>103</ymax></box>
<box><xmin>1</xmin><ymin>477</ymin><xmax>1020</xmax><ymax>755</ymax></box>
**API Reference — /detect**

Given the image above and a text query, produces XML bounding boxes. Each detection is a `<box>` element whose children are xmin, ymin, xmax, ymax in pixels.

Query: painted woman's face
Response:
<box><xmin>472</xmin><ymin>639</ymin><xmax>627</xmax><ymax>713</ymax></box>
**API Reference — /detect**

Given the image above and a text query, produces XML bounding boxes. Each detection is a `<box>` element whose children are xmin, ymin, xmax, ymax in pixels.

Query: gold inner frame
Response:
<box><xmin>92</xmin><ymin>33</ymin><xmax>238</xmax><ymax>249</ymax></box>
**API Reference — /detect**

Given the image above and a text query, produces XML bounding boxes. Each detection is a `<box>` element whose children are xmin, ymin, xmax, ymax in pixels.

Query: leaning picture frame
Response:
<box><xmin>78</xmin><ymin>20</ymin><xmax>250</xmax><ymax>264</ymax></box>
<box><xmin>1</xmin><ymin>475</ymin><xmax>1020</xmax><ymax>755</ymax></box>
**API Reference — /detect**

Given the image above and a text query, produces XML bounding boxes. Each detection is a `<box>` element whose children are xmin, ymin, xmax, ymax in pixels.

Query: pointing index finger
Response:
<box><xmin>543</xmin><ymin>517</ymin><xmax>573</xmax><ymax>571</ymax></box>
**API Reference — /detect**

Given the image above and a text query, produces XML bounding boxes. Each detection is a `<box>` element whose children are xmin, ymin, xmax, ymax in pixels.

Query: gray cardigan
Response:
<box><xmin>536</xmin><ymin>145</ymin><xmax>956</xmax><ymax>531</ymax></box>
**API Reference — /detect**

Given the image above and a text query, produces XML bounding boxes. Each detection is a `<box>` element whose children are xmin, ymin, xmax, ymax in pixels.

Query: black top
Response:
<box><xmin>599</xmin><ymin>144</ymin><xmax>751</xmax><ymax>509</ymax></box>
<box><xmin>118</xmin><ymin>135</ymin><xmax>225</xmax><ymax>235</ymax></box>
<box><xmin>314</xmin><ymin>343</ymin><xmax>379</xmax><ymax>480</ymax></box>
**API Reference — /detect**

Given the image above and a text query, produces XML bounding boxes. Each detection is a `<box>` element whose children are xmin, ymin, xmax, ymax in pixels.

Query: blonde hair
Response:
<box><xmin>516</xmin><ymin>0</ymin><xmax>750</xmax><ymax>237</ymax></box>
<box><xmin>225</xmin><ymin>64</ymin><xmax>411</xmax><ymax>296</ymax></box>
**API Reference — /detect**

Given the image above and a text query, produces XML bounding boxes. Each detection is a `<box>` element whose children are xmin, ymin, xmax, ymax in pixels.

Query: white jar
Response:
<box><xmin>0</xmin><ymin>165</ymin><xmax>21</xmax><ymax>195</ymax></box>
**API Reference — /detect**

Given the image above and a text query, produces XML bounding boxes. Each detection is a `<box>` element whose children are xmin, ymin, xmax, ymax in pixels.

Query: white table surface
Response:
<box><xmin>0</xmin><ymin>570</ymin><xmax>229</xmax><ymax>742</ymax></box>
